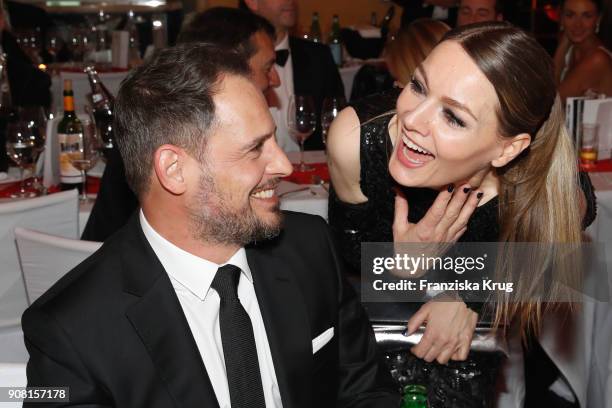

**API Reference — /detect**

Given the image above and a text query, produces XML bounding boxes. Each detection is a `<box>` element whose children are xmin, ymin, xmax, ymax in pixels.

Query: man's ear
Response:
<box><xmin>244</xmin><ymin>0</ymin><xmax>257</xmax><ymax>11</ymax></box>
<box><xmin>153</xmin><ymin>144</ymin><xmax>187</xmax><ymax>195</ymax></box>
<box><xmin>491</xmin><ymin>133</ymin><xmax>531</xmax><ymax>168</ymax></box>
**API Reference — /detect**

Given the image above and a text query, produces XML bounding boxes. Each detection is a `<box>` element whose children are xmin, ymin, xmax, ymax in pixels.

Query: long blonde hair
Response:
<box><xmin>444</xmin><ymin>23</ymin><xmax>582</xmax><ymax>336</ymax></box>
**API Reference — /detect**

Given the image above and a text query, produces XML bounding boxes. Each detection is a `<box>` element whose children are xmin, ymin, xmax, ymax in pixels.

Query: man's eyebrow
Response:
<box><xmin>242</xmin><ymin>130</ymin><xmax>275</xmax><ymax>151</ymax></box>
<box><xmin>441</xmin><ymin>96</ymin><xmax>478</xmax><ymax>121</ymax></box>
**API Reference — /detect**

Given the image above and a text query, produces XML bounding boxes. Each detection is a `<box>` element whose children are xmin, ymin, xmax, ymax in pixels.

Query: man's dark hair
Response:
<box><xmin>115</xmin><ymin>43</ymin><xmax>250</xmax><ymax>196</ymax></box>
<box><xmin>177</xmin><ymin>7</ymin><xmax>275</xmax><ymax>62</ymax></box>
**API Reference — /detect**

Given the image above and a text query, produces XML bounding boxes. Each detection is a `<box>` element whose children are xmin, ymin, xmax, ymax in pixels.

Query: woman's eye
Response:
<box><xmin>443</xmin><ymin>108</ymin><xmax>466</xmax><ymax>128</ymax></box>
<box><xmin>409</xmin><ymin>78</ymin><xmax>426</xmax><ymax>95</ymax></box>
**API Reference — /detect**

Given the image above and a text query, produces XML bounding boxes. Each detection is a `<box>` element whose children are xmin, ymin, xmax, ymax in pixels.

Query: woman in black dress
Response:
<box><xmin>328</xmin><ymin>22</ymin><xmax>595</xmax><ymax>406</ymax></box>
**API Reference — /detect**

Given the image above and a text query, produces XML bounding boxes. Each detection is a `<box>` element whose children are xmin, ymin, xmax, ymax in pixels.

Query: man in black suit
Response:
<box><xmin>22</xmin><ymin>43</ymin><xmax>398</xmax><ymax>408</ymax></box>
<box><xmin>81</xmin><ymin>7</ymin><xmax>281</xmax><ymax>242</ymax></box>
<box><xmin>240</xmin><ymin>0</ymin><xmax>344</xmax><ymax>151</ymax></box>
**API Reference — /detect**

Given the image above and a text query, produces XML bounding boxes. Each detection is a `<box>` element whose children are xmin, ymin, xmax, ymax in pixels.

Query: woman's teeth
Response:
<box><xmin>251</xmin><ymin>189</ymin><xmax>274</xmax><ymax>199</ymax></box>
<box><xmin>402</xmin><ymin>135</ymin><xmax>433</xmax><ymax>156</ymax></box>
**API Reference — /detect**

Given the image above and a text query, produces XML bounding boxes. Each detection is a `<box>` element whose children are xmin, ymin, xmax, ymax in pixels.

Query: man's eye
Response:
<box><xmin>409</xmin><ymin>78</ymin><xmax>425</xmax><ymax>95</ymax></box>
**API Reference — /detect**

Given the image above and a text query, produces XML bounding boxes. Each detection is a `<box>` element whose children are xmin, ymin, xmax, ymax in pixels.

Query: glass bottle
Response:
<box><xmin>57</xmin><ymin>79</ymin><xmax>84</xmax><ymax>189</ymax></box>
<box><xmin>84</xmin><ymin>66</ymin><xmax>114</xmax><ymax>150</ymax></box>
<box><xmin>401</xmin><ymin>384</ymin><xmax>428</xmax><ymax>408</ymax></box>
<box><xmin>328</xmin><ymin>14</ymin><xmax>342</xmax><ymax>66</ymax></box>
<box><xmin>309</xmin><ymin>12</ymin><xmax>322</xmax><ymax>43</ymax></box>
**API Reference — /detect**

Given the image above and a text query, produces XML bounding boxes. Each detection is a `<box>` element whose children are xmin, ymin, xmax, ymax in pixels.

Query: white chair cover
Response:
<box><xmin>14</xmin><ymin>227</ymin><xmax>101</xmax><ymax>304</ymax></box>
<box><xmin>0</xmin><ymin>362</ymin><xmax>27</xmax><ymax>408</ymax></box>
<box><xmin>0</xmin><ymin>190</ymin><xmax>79</xmax><ymax>328</ymax></box>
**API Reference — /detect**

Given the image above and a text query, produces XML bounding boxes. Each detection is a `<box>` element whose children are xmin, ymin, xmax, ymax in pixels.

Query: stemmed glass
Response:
<box><xmin>287</xmin><ymin>95</ymin><xmax>317</xmax><ymax>172</ymax></box>
<box><xmin>21</xmin><ymin>106</ymin><xmax>47</xmax><ymax>195</ymax></box>
<box><xmin>68</xmin><ymin>124</ymin><xmax>101</xmax><ymax>202</ymax></box>
<box><xmin>5</xmin><ymin>113</ymin><xmax>42</xmax><ymax>198</ymax></box>
<box><xmin>321</xmin><ymin>95</ymin><xmax>346</xmax><ymax>146</ymax></box>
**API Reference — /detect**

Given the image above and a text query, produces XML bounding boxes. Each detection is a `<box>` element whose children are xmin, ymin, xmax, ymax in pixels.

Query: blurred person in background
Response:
<box><xmin>456</xmin><ymin>0</ymin><xmax>503</xmax><ymax>26</ymax></box>
<box><xmin>350</xmin><ymin>18</ymin><xmax>449</xmax><ymax>104</ymax></box>
<box><xmin>0</xmin><ymin>0</ymin><xmax>51</xmax><ymax>171</ymax></box>
<box><xmin>81</xmin><ymin>7</ymin><xmax>281</xmax><ymax>242</ymax></box>
<box><xmin>240</xmin><ymin>0</ymin><xmax>344</xmax><ymax>152</ymax></box>
<box><xmin>554</xmin><ymin>0</ymin><xmax>612</xmax><ymax>99</ymax></box>
<box><xmin>384</xmin><ymin>19</ymin><xmax>450</xmax><ymax>87</ymax></box>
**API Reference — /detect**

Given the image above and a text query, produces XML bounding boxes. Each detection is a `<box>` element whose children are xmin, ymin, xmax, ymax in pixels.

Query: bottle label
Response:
<box><xmin>58</xmin><ymin>132</ymin><xmax>84</xmax><ymax>183</ymax></box>
<box><xmin>63</xmin><ymin>96</ymin><xmax>75</xmax><ymax>113</ymax></box>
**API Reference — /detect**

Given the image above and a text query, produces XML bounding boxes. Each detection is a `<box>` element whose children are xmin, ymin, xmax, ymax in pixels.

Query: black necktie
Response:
<box><xmin>211</xmin><ymin>265</ymin><xmax>266</xmax><ymax>408</ymax></box>
<box><xmin>275</xmin><ymin>49</ymin><xmax>289</xmax><ymax>67</ymax></box>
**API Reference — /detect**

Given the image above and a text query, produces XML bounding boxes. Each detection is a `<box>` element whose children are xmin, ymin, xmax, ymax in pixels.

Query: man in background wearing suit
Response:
<box><xmin>240</xmin><ymin>0</ymin><xmax>345</xmax><ymax>151</ymax></box>
<box><xmin>22</xmin><ymin>43</ymin><xmax>398</xmax><ymax>408</ymax></box>
<box><xmin>81</xmin><ymin>7</ymin><xmax>282</xmax><ymax>242</ymax></box>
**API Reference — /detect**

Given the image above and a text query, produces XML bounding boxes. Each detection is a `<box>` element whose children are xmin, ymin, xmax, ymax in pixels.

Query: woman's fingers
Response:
<box><xmin>392</xmin><ymin>189</ymin><xmax>411</xmax><ymax>238</ymax></box>
<box><xmin>433</xmin><ymin>184</ymin><xmax>472</xmax><ymax>237</ymax></box>
<box><xmin>446</xmin><ymin>190</ymin><xmax>481</xmax><ymax>240</ymax></box>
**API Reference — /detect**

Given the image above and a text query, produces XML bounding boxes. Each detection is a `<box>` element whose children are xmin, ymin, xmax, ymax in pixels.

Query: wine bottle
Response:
<box><xmin>57</xmin><ymin>79</ymin><xmax>84</xmax><ymax>189</ymax></box>
<box><xmin>328</xmin><ymin>14</ymin><xmax>343</xmax><ymax>67</ymax></box>
<box><xmin>85</xmin><ymin>66</ymin><xmax>114</xmax><ymax>150</ymax></box>
<box><xmin>380</xmin><ymin>6</ymin><xmax>395</xmax><ymax>39</ymax></box>
<box><xmin>309</xmin><ymin>12</ymin><xmax>322</xmax><ymax>43</ymax></box>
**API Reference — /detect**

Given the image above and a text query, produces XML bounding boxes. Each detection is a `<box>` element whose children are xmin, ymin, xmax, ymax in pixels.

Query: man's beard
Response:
<box><xmin>188</xmin><ymin>168</ymin><xmax>283</xmax><ymax>246</ymax></box>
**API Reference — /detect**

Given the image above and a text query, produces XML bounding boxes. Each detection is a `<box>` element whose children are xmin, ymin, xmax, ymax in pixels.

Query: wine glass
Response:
<box><xmin>321</xmin><ymin>95</ymin><xmax>346</xmax><ymax>146</ymax></box>
<box><xmin>21</xmin><ymin>106</ymin><xmax>47</xmax><ymax>195</ymax></box>
<box><xmin>5</xmin><ymin>116</ymin><xmax>38</xmax><ymax>198</ymax></box>
<box><xmin>287</xmin><ymin>95</ymin><xmax>317</xmax><ymax>172</ymax></box>
<box><xmin>68</xmin><ymin>124</ymin><xmax>101</xmax><ymax>202</ymax></box>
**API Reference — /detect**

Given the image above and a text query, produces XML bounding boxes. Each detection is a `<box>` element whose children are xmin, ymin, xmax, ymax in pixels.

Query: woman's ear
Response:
<box><xmin>153</xmin><ymin>144</ymin><xmax>187</xmax><ymax>195</ymax></box>
<box><xmin>491</xmin><ymin>133</ymin><xmax>531</xmax><ymax>168</ymax></box>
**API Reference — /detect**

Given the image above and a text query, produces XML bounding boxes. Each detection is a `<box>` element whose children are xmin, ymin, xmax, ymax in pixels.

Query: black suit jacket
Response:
<box><xmin>23</xmin><ymin>212</ymin><xmax>399</xmax><ymax>407</ymax></box>
<box><xmin>289</xmin><ymin>37</ymin><xmax>344</xmax><ymax>150</ymax></box>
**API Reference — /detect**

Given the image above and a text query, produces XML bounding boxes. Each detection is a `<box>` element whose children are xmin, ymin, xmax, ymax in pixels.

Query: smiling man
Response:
<box><xmin>456</xmin><ymin>0</ymin><xmax>504</xmax><ymax>26</ymax></box>
<box><xmin>82</xmin><ymin>7</ymin><xmax>281</xmax><ymax>243</ymax></box>
<box><xmin>22</xmin><ymin>43</ymin><xmax>398</xmax><ymax>408</ymax></box>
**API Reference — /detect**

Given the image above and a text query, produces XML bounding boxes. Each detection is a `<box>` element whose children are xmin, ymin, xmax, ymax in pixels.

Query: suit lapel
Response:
<box><xmin>121</xmin><ymin>216</ymin><xmax>219</xmax><ymax>408</ymax></box>
<box><xmin>247</xmin><ymin>245</ymin><xmax>313</xmax><ymax>408</ymax></box>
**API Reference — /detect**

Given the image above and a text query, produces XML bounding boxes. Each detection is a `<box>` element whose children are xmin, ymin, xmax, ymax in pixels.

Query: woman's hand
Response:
<box><xmin>407</xmin><ymin>297</ymin><xmax>478</xmax><ymax>364</ymax></box>
<box><xmin>393</xmin><ymin>184</ymin><xmax>481</xmax><ymax>243</ymax></box>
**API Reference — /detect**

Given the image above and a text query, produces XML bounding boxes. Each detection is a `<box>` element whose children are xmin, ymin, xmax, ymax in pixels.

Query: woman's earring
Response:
<box><xmin>596</xmin><ymin>20</ymin><xmax>601</xmax><ymax>33</ymax></box>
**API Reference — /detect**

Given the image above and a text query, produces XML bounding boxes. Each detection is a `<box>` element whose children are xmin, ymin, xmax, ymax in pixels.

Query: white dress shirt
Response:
<box><xmin>271</xmin><ymin>34</ymin><xmax>299</xmax><ymax>153</ymax></box>
<box><xmin>139</xmin><ymin>211</ymin><xmax>283</xmax><ymax>408</ymax></box>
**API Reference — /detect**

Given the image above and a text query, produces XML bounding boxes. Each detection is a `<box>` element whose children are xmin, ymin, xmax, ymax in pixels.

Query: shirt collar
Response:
<box><xmin>139</xmin><ymin>210</ymin><xmax>253</xmax><ymax>301</ymax></box>
<box><xmin>275</xmin><ymin>33</ymin><xmax>289</xmax><ymax>52</ymax></box>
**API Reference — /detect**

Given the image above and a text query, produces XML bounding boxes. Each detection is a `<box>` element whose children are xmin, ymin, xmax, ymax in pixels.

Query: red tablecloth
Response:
<box><xmin>581</xmin><ymin>158</ymin><xmax>612</xmax><ymax>172</ymax></box>
<box><xmin>0</xmin><ymin>176</ymin><xmax>100</xmax><ymax>198</ymax></box>
<box><xmin>283</xmin><ymin>162</ymin><xmax>329</xmax><ymax>184</ymax></box>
